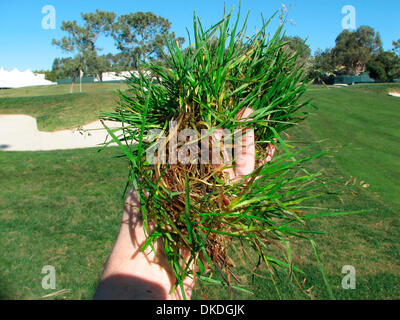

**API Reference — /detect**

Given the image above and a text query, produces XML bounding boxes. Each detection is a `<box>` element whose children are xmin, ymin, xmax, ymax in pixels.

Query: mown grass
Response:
<box><xmin>0</xmin><ymin>83</ymin><xmax>126</xmax><ymax>131</ymax></box>
<box><xmin>0</xmin><ymin>83</ymin><xmax>399</xmax><ymax>299</ymax></box>
<box><xmin>0</xmin><ymin>147</ymin><xmax>128</xmax><ymax>299</ymax></box>
<box><xmin>305</xmin><ymin>84</ymin><xmax>400</xmax><ymax>210</ymax></box>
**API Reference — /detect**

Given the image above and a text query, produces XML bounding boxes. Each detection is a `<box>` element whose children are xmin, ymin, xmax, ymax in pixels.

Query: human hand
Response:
<box><xmin>95</xmin><ymin>107</ymin><xmax>276</xmax><ymax>300</ymax></box>
<box><xmin>94</xmin><ymin>187</ymin><xmax>194</xmax><ymax>300</ymax></box>
<box><xmin>212</xmin><ymin>107</ymin><xmax>278</xmax><ymax>183</ymax></box>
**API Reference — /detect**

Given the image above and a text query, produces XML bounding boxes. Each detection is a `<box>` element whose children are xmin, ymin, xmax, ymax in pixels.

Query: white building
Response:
<box><xmin>94</xmin><ymin>70</ymin><xmax>153</xmax><ymax>82</ymax></box>
<box><xmin>94</xmin><ymin>71</ymin><xmax>132</xmax><ymax>82</ymax></box>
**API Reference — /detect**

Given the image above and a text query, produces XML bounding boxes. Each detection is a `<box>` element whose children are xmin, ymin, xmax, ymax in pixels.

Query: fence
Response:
<box><xmin>334</xmin><ymin>72</ymin><xmax>375</xmax><ymax>85</ymax></box>
<box><xmin>56</xmin><ymin>77</ymin><xmax>95</xmax><ymax>85</ymax></box>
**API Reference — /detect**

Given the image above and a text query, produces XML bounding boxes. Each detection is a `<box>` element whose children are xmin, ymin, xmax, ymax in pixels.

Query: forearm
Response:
<box><xmin>94</xmin><ymin>195</ymin><xmax>192</xmax><ymax>300</ymax></box>
<box><xmin>94</xmin><ymin>223</ymin><xmax>171</xmax><ymax>299</ymax></box>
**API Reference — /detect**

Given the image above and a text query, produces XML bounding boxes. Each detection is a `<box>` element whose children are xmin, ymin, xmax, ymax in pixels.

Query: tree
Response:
<box><xmin>112</xmin><ymin>12</ymin><xmax>184</xmax><ymax>68</ymax></box>
<box><xmin>52</xmin><ymin>57</ymin><xmax>83</xmax><ymax>93</ymax></box>
<box><xmin>308</xmin><ymin>48</ymin><xmax>337</xmax><ymax>84</ymax></box>
<box><xmin>32</xmin><ymin>69</ymin><xmax>57</xmax><ymax>82</ymax></box>
<box><xmin>282</xmin><ymin>36</ymin><xmax>312</xmax><ymax>76</ymax></box>
<box><xmin>393</xmin><ymin>39</ymin><xmax>400</xmax><ymax>56</ymax></box>
<box><xmin>332</xmin><ymin>26</ymin><xmax>382</xmax><ymax>75</ymax></box>
<box><xmin>367</xmin><ymin>51</ymin><xmax>400</xmax><ymax>82</ymax></box>
<box><xmin>52</xmin><ymin>10</ymin><xmax>116</xmax><ymax>88</ymax></box>
<box><xmin>313</xmin><ymin>48</ymin><xmax>336</xmax><ymax>73</ymax></box>
<box><xmin>103</xmin><ymin>52</ymin><xmax>134</xmax><ymax>72</ymax></box>
<box><xmin>283</xmin><ymin>36</ymin><xmax>311</xmax><ymax>59</ymax></box>
<box><xmin>80</xmin><ymin>10</ymin><xmax>116</xmax><ymax>51</ymax></box>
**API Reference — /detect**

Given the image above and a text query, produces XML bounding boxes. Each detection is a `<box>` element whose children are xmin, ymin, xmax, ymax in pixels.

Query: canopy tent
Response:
<box><xmin>0</xmin><ymin>68</ymin><xmax>56</xmax><ymax>88</ymax></box>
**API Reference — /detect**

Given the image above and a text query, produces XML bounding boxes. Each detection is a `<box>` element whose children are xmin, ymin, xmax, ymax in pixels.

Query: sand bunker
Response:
<box><xmin>0</xmin><ymin>115</ymin><xmax>122</xmax><ymax>151</ymax></box>
<box><xmin>388</xmin><ymin>91</ymin><xmax>400</xmax><ymax>98</ymax></box>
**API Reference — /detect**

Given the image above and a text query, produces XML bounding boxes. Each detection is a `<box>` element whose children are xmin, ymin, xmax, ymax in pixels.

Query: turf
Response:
<box><xmin>0</xmin><ymin>83</ymin><xmax>399</xmax><ymax>299</ymax></box>
<box><xmin>305</xmin><ymin>84</ymin><xmax>400</xmax><ymax>210</ymax></box>
<box><xmin>0</xmin><ymin>83</ymin><xmax>126</xmax><ymax>131</ymax></box>
<box><xmin>0</xmin><ymin>147</ymin><xmax>128</xmax><ymax>300</ymax></box>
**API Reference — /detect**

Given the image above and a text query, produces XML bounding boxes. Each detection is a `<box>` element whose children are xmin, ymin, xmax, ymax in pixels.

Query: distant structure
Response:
<box><xmin>0</xmin><ymin>68</ymin><xmax>56</xmax><ymax>88</ymax></box>
<box><xmin>316</xmin><ymin>71</ymin><xmax>375</xmax><ymax>85</ymax></box>
<box><xmin>94</xmin><ymin>71</ymin><xmax>132</xmax><ymax>82</ymax></box>
<box><xmin>333</xmin><ymin>72</ymin><xmax>375</xmax><ymax>85</ymax></box>
<box><xmin>58</xmin><ymin>70</ymin><xmax>153</xmax><ymax>84</ymax></box>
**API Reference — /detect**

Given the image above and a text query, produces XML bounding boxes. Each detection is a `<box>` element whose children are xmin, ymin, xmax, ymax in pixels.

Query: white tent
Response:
<box><xmin>0</xmin><ymin>67</ymin><xmax>56</xmax><ymax>88</ymax></box>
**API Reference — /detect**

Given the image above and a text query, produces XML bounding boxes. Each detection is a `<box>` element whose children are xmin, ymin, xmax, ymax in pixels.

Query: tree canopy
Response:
<box><xmin>332</xmin><ymin>26</ymin><xmax>382</xmax><ymax>75</ymax></box>
<box><xmin>112</xmin><ymin>12</ymin><xmax>183</xmax><ymax>68</ymax></box>
<box><xmin>51</xmin><ymin>11</ymin><xmax>399</xmax><ymax>86</ymax></box>
<box><xmin>393</xmin><ymin>39</ymin><xmax>400</xmax><ymax>57</ymax></box>
<box><xmin>52</xmin><ymin>10</ymin><xmax>184</xmax><ymax>83</ymax></box>
<box><xmin>367</xmin><ymin>51</ymin><xmax>400</xmax><ymax>82</ymax></box>
<box><xmin>282</xmin><ymin>36</ymin><xmax>312</xmax><ymax>77</ymax></box>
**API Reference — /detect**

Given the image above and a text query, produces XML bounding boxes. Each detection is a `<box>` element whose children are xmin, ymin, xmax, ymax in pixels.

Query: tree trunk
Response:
<box><xmin>70</xmin><ymin>72</ymin><xmax>76</xmax><ymax>94</ymax></box>
<box><xmin>70</xmin><ymin>81</ymin><xmax>74</xmax><ymax>94</ymax></box>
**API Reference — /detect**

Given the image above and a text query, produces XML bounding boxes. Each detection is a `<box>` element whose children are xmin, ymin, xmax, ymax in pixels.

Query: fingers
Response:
<box><xmin>234</xmin><ymin>127</ymin><xmax>256</xmax><ymax>177</ymax></box>
<box><xmin>210</xmin><ymin>108</ymin><xmax>257</xmax><ymax>183</ymax></box>
<box><xmin>211</xmin><ymin>128</ymin><xmax>236</xmax><ymax>181</ymax></box>
<box><xmin>121</xmin><ymin>187</ymin><xmax>195</xmax><ymax>300</ymax></box>
<box><xmin>258</xmin><ymin>140</ymin><xmax>278</xmax><ymax>166</ymax></box>
<box><xmin>125</xmin><ymin>187</ymin><xmax>149</xmax><ymax>208</ymax></box>
<box><xmin>234</xmin><ymin>108</ymin><xmax>255</xmax><ymax>178</ymax></box>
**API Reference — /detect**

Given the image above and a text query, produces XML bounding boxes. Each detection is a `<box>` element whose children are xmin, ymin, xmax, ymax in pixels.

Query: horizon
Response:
<box><xmin>1</xmin><ymin>0</ymin><xmax>399</xmax><ymax>71</ymax></box>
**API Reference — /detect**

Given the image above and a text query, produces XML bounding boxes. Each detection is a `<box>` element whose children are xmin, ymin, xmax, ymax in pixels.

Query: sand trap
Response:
<box><xmin>388</xmin><ymin>91</ymin><xmax>400</xmax><ymax>98</ymax></box>
<box><xmin>332</xmin><ymin>83</ymin><xmax>348</xmax><ymax>87</ymax></box>
<box><xmin>0</xmin><ymin>115</ymin><xmax>124</xmax><ymax>151</ymax></box>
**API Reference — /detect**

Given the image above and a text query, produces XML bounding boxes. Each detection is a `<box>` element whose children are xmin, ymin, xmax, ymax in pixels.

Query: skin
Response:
<box><xmin>94</xmin><ymin>108</ymin><xmax>277</xmax><ymax>300</ymax></box>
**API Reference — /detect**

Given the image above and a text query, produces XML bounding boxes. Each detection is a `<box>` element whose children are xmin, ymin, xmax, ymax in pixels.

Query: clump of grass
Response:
<box><xmin>101</xmin><ymin>6</ymin><xmax>344</xmax><ymax>299</ymax></box>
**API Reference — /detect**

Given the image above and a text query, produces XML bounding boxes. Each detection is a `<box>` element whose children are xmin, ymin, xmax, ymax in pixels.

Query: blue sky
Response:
<box><xmin>1</xmin><ymin>0</ymin><xmax>399</xmax><ymax>71</ymax></box>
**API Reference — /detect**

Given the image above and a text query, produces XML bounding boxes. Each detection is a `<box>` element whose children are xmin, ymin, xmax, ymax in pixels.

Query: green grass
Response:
<box><xmin>0</xmin><ymin>147</ymin><xmax>128</xmax><ymax>300</ymax></box>
<box><xmin>0</xmin><ymin>83</ymin><xmax>399</xmax><ymax>299</ymax></box>
<box><xmin>0</xmin><ymin>83</ymin><xmax>126</xmax><ymax>131</ymax></box>
<box><xmin>305</xmin><ymin>83</ymin><xmax>400</xmax><ymax>209</ymax></box>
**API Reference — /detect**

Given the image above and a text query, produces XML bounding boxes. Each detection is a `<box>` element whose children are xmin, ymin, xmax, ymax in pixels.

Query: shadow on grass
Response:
<box><xmin>0</xmin><ymin>280</ymin><xmax>13</xmax><ymax>300</ymax></box>
<box><xmin>93</xmin><ymin>274</ymin><xmax>167</xmax><ymax>300</ymax></box>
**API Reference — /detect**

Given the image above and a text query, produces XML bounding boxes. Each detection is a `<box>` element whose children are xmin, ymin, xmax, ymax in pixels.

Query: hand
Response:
<box><xmin>213</xmin><ymin>107</ymin><xmax>278</xmax><ymax>183</ymax></box>
<box><xmin>94</xmin><ymin>107</ymin><xmax>276</xmax><ymax>300</ymax></box>
<box><xmin>94</xmin><ymin>187</ymin><xmax>194</xmax><ymax>300</ymax></box>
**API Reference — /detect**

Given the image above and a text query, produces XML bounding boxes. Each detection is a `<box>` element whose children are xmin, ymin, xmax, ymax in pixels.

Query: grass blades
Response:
<box><xmin>101</xmin><ymin>5</ymin><xmax>352</xmax><ymax>299</ymax></box>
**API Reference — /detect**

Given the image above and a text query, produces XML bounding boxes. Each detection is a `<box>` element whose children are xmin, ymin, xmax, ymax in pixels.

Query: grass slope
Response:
<box><xmin>0</xmin><ymin>83</ymin><xmax>126</xmax><ymax>131</ymax></box>
<box><xmin>305</xmin><ymin>84</ymin><xmax>400</xmax><ymax>210</ymax></box>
